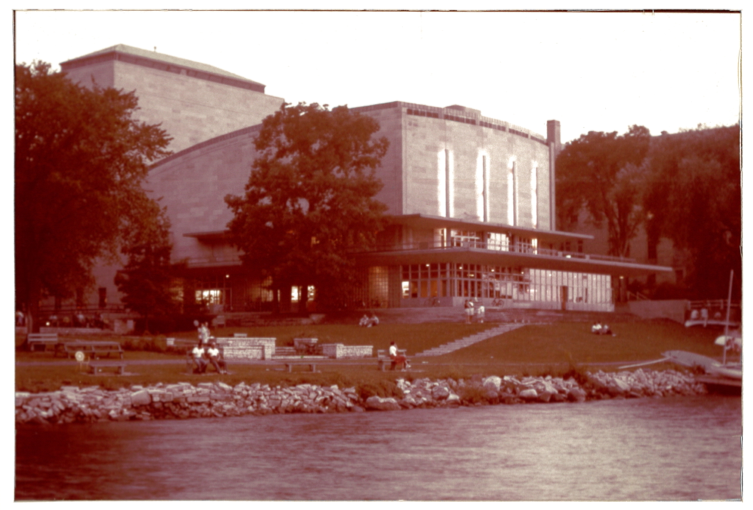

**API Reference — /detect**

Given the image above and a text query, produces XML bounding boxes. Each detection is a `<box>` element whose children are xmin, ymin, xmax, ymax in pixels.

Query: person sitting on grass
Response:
<box><xmin>591</xmin><ymin>322</ymin><xmax>602</xmax><ymax>334</ymax></box>
<box><xmin>206</xmin><ymin>338</ymin><xmax>227</xmax><ymax>374</ymax></box>
<box><xmin>191</xmin><ymin>341</ymin><xmax>207</xmax><ymax>374</ymax></box>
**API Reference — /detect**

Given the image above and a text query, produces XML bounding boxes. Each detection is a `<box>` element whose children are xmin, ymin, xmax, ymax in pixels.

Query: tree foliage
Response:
<box><xmin>643</xmin><ymin>125</ymin><xmax>741</xmax><ymax>298</ymax></box>
<box><xmin>225</xmin><ymin>102</ymin><xmax>389</xmax><ymax>309</ymax></box>
<box><xmin>114</xmin><ymin>204</ymin><xmax>182</xmax><ymax>332</ymax></box>
<box><xmin>15</xmin><ymin>61</ymin><xmax>172</xmax><ymax>329</ymax></box>
<box><xmin>556</xmin><ymin>125</ymin><xmax>651</xmax><ymax>257</ymax></box>
<box><xmin>556</xmin><ymin>122</ymin><xmax>740</xmax><ymax>299</ymax></box>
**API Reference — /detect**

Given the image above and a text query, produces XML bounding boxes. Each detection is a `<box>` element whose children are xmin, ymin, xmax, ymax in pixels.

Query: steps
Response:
<box><xmin>414</xmin><ymin>323</ymin><xmax>526</xmax><ymax>357</ymax></box>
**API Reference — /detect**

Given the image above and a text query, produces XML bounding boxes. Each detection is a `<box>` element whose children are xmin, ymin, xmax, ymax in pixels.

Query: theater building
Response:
<box><xmin>49</xmin><ymin>46</ymin><xmax>671</xmax><ymax>315</ymax></box>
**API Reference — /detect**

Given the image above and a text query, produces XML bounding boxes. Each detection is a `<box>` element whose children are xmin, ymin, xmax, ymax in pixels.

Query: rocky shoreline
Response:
<box><xmin>15</xmin><ymin>368</ymin><xmax>707</xmax><ymax>425</ymax></box>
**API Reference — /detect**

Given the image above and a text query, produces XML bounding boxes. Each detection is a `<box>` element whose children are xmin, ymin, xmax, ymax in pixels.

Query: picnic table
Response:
<box><xmin>56</xmin><ymin>340</ymin><xmax>124</xmax><ymax>360</ymax></box>
<box><xmin>26</xmin><ymin>333</ymin><xmax>59</xmax><ymax>352</ymax></box>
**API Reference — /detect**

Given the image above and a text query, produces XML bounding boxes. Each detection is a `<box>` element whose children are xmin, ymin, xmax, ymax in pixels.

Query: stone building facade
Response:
<box><xmin>41</xmin><ymin>45</ymin><xmax>671</xmax><ymax>317</ymax></box>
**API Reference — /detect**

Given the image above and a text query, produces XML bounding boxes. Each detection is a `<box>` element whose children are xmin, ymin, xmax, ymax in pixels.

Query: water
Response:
<box><xmin>16</xmin><ymin>396</ymin><xmax>741</xmax><ymax>501</ymax></box>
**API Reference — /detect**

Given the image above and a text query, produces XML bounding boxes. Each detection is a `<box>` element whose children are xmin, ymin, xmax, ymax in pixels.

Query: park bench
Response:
<box><xmin>26</xmin><ymin>333</ymin><xmax>59</xmax><ymax>352</ymax></box>
<box><xmin>185</xmin><ymin>345</ymin><xmax>228</xmax><ymax>374</ymax></box>
<box><xmin>57</xmin><ymin>340</ymin><xmax>124</xmax><ymax>359</ymax></box>
<box><xmin>88</xmin><ymin>360</ymin><xmax>128</xmax><ymax>375</ymax></box>
<box><xmin>282</xmin><ymin>361</ymin><xmax>318</xmax><ymax>373</ymax></box>
<box><xmin>377</xmin><ymin>348</ymin><xmax>407</xmax><ymax>371</ymax></box>
<box><xmin>293</xmin><ymin>338</ymin><xmax>319</xmax><ymax>355</ymax></box>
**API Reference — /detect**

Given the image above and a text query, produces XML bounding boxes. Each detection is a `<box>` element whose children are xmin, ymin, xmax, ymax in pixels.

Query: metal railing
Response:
<box><xmin>364</xmin><ymin>239</ymin><xmax>636</xmax><ymax>264</ymax></box>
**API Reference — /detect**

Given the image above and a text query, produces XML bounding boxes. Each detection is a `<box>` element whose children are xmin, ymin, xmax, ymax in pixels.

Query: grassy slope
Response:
<box><xmin>16</xmin><ymin>320</ymin><xmax>730</xmax><ymax>393</ymax></box>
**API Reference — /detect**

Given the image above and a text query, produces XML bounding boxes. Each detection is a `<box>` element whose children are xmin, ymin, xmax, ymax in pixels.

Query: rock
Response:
<box><xmin>482</xmin><ymin>376</ymin><xmax>502</xmax><ymax>391</ymax></box>
<box><xmin>130</xmin><ymin>390</ymin><xmax>151</xmax><ymax>406</ymax></box>
<box><xmin>519</xmin><ymin>388</ymin><xmax>538</xmax><ymax>399</ymax></box>
<box><xmin>432</xmin><ymin>385</ymin><xmax>451</xmax><ymax>400</ymax></box>
<box><xmin>567</xmin><ymin>387</ymin><xmax>587</xmax><ymax>402</ymax></box>
<box><xmin>365</xmin><ymin>396</ymin><xmax>401</xmax><ymax>411</ymax></box>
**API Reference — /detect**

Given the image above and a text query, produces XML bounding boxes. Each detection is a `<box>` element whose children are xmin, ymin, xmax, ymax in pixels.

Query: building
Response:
<box><xmin>46</xmin><ymin>45</ymin><xmax>671</xmax><ymax>316</ymax></box>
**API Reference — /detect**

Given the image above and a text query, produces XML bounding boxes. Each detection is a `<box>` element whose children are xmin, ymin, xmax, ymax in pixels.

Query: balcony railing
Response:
<box><xmin>363</xmin><ymin>239</ymin><xmax>636</xmax><ymax>264</ymax></box>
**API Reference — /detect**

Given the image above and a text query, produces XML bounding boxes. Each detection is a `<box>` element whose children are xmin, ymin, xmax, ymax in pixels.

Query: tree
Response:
<box><xmin>15</xmin><ymin>62</ymin><xmax>172</xmax><ymax>331</ymax></box>
<box><xmin>643</xmin><ymin>125</ymin><xmax>740</xmax><ymax>298</ymax></box>
<box><xmin>114</xmin><ymin>203</ymin><xmax>181</xmax><ymax>333</ymax></box>
<box><xmin>556</xmin><ymin>125</ymin><xmax>651</xmax><ymax>257</ymax></box>
<box><xmin>225</xmin><ymin>102</ymin><xmax>389</xmax><ymax>310</ymax></box>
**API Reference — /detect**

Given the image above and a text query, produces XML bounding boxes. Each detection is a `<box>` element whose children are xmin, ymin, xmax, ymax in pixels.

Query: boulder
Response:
<box><xmin>364</xmin><ymin>396</ymin><xmax>401</xmax><ymax>411</ymax></box>
<box><xmin>519</xmin><ymin>388</ymin><xmax>538</xmax><ymax>399</ymax></box>
<box><xmin>482</xmin><ymin>376</ymin><xmax>502</xmax><ymax>391</ymax></box>
<box><xmin>567</xmin><ymin>387</ymin><xmax>587</xmax><ymax>402</ymax></box>
<box><xmin>130</xmin><ymin>390</ymin><xmax>151</xmax><ymax>406</ymax></box>
<box><xmin>432</xmin><ymin>385</ymin><xmax>451</xmax><ymax>400</ymax></box>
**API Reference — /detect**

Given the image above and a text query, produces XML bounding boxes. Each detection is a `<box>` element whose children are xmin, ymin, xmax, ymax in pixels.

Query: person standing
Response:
<box><xmin>464</xmin><ymin>299</ymin><xmax>474</xmax><ymax>324</ymax></box>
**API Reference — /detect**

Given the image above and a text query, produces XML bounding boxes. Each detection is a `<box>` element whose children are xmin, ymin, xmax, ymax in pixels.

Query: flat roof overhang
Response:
<box><xmin>183</xmin><ymin>230</ymin><xmax>230</xmax><ymax>242</ymax></box>
<box><xmin>354</xmin><ymin>247</ymin><xmax>673</xmax><ymax>277</ymax></box>
<box><xmin>387</xmin><ymin>214</ymin><xmax>593</xmax><ymax>244</ymax></box>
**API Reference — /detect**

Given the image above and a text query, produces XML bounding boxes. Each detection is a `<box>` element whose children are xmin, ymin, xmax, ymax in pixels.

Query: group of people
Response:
<box><xmin>190</xmin><ymin>321</ymin><xmax>228</xmax><ymax>374</ymax></box>
<box><xmin>591</xmin><ymin>322</ymin><xmax>614</xmax><ymax>336</ymax></box>
<box><xmin>463</xmin><ymin>299</ymin><xmax>485</xmax><ymax>324</ymax></box>
<box><xmin>359</xmin><ymin>313</ymin><xmax>380</xmax><ymax>327</ymax></box>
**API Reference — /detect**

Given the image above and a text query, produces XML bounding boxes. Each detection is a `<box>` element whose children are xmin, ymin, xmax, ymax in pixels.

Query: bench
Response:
<box><xmin>377</xmin><ymin>348</ymin><xmax>407</xmax><ymax>371</ymax></box>
<box><xmin>57</xmin><ymin>340</ymin><xmax>124</xmax><ymax>359</ymax></box>
<box><xmin>27</xmin><ymin>333</ymin><xmax>59</xmax><ymax>352</ymax></box>
<box><xmin>88</xmin><ymin>360</ymin><xmax>128</xmax><ymax>375</ymax></box>
<box><xmin>293</xmin><ymin>338</ymin><xmax>319</xmax><ymax>355</ymax></box>
<box><xmin>283</xmin><ymin>362</ymin><xmax>318</xmax><ymax>373</ymax></box>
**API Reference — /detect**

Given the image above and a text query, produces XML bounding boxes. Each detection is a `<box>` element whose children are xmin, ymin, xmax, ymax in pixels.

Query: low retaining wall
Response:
<box><xmin>218</xmin><ymin>337</ymin><xmax>275</xmax><ymax>360</ymax></box>
<box><xmin>628</xmin><ymin>300</ymin><xmax>688</xmax><ymax>323</ymax></box>
<box><xmin>15</xmin><ymin>369</ymin><xmax>706</xmax><ymax>425</ymax></box>
<box><xmin>320</xmin><ymin>344</ymin><xmax>373</xmax><ymax>359</ymax></box>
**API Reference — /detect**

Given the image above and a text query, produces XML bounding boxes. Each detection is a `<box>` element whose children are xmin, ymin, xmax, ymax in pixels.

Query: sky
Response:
<box><xmin>12</xmin><ymin>6</ymin><xmax>742</xmax><ymax>144</ymax></box>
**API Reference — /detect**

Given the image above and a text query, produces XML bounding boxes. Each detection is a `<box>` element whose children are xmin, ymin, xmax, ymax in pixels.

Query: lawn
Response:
<box><xmin>16</xmin><ymin>319</ymin><xmax>729</xmax><ymax>393</ymax></box>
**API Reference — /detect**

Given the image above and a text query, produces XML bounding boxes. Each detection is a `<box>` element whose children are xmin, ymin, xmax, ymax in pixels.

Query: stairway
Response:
<box><xmin>413</xmin><ymin>323</ymin><xmax>526</xmax><ymax>357</ymax></box>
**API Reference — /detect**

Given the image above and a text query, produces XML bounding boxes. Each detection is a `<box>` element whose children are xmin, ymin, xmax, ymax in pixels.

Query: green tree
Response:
<box><xmin>114</xmin><ymin>203</ymin><xmax>181</xmax><ymax>333</ymax></box>
<box><xmin>225</xmin><ymin>102</ymin><xmax>389</xmax><ymax>310</ymax></box>
<box><xmin>643</xmin><ymin>125</ymin><xmax>740</xmax><ymax>298</ymax></box>
<box><xmin>556</xmin><ymin>125</ymin><xmax>651</xmax><ymax>257</ymax></box>
<box><xmin>15</xmin><ymin>61</ymin><xmax>172</xmax><ymax>331</ymax></box>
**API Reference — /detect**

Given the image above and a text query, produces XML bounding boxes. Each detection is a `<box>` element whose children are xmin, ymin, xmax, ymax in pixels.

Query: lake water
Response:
<box><xmin>15</xmin><ymin>395</ymin><xmax>741</xmax><ymax>501</ymax></box>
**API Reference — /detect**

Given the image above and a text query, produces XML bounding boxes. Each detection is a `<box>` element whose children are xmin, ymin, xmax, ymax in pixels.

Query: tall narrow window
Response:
<box><xmin>476</xmin><ymin>153</ymin><xmax>488</xmax><ymax>222</ymax></box>
<box><xmin>444</xmin><ymin>149</ymin><xmax>452</xmax><ymax>218</ymax></box>
<box><xmin>483</xmin><ymin>155</ymin><xmax>489</xmax><ymax>222</ymax></box>
<box><xmin>531</xmin><ymin>163</ymin><xmax>538</xmax><ymax>228</ymax></box>
<box><xmin>508</xmin><ymin>159</ymin><xmax>517</xmax><ymax>226</ymax></box>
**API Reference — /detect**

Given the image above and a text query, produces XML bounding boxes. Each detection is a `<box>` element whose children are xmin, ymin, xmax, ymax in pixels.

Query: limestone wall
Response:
<box><xmin>320</xmin><ymin>344</ymin><xmax>373</xmax><ymax>359</ymax></box>
<box><xmin>218</xmin><ymin>337</ymin><xmax>275</xmax><ymax>360</ymax></box>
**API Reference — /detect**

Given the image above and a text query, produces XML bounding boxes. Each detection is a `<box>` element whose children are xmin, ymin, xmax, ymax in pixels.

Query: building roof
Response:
<box><xmin>61</xmin><ymin>44</ymin><xmax>266</xmax><ymax>92</ymax></box>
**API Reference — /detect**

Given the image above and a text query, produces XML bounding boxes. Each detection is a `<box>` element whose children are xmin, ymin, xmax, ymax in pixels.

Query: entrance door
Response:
<box><xmin>560</xmin><ymin>286</ymin><xmax>568</xmax><ymax>311</ymax></box>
